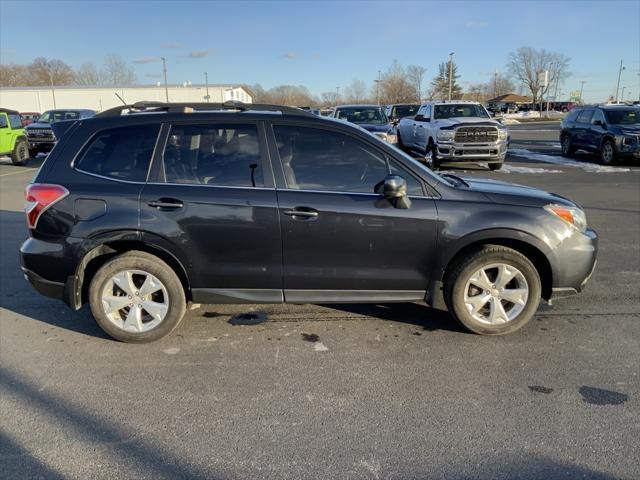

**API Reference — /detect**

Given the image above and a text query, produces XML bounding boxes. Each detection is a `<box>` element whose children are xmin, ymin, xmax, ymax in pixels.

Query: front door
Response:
<box><xmin>139</xmin><ymin>121</ymin><xmax>282</xmax><ymax>303</ymax></box>
<box><xmin>270</xmin><ymin>124</ymin><xmax>438</xmax><ymax>302</ymax></box>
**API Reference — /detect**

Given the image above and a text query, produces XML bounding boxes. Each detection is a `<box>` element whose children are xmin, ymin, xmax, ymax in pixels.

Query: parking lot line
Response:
<box><xmin>0</xmin><ymin>168</ymin><xmax>36</xmax><ymax>178</ymax></box>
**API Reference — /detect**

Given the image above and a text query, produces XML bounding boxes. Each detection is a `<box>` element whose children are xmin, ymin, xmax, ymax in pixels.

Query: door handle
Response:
<box><xmin>148</xmin><ymin>199</ymin><xmax>184</xmax><ymax>209</ymax></box>
<box><xmin>283</xmin><ymin>207</ymin><xmax>319</xmax><ymax>218</ymax></box>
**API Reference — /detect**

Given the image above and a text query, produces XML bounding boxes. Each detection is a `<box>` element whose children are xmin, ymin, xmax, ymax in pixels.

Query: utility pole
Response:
<box><xmin>448</xmin><ymin>52</ymin><xmax>454</xmax><ymax>101</ymax></box>
<box><xmin>621</xmin><ymin>86</ymin><xmax>626</xmax><ymax>103</ymax></box>
<box><xmin>614</xmin><ymin>59</ymin><xmax>624</xmax><ymax>103</ymax></box>
<box><xmin>204</xmin><ymin>71</ymin><xmax>210</xmax><ymax>102</ymax></box>
<box><xmin>579</xmin><ymin>81</ymin><xmax>586</xmax><ymax>104</ymax></box>
<box><xmin>161</xmin><ymin>57</ymin><xmax>169</xmax><ymax>102</ymax></box>
<box><xmin>376</xmin><ymin>69</ymin><xmax>381</xmax><ymax>106</ymax></box>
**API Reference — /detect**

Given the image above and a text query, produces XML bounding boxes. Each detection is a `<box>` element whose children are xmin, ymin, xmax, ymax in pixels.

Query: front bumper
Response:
<box><xmin>436</xmin><ymin>140</ymin><xmax>508</xmax><ymax>162</ymax></box>
<box><xmin>548</xmin><ymin>227</ymin><xmax>598</xmax><ymax>301</ymax></box>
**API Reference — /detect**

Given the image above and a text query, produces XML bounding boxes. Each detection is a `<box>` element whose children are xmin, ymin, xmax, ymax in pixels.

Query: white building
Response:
<box><xmin>0</xmin><ymin>84</ymin><xmax>253</xmax><ymax>113</ymax></box>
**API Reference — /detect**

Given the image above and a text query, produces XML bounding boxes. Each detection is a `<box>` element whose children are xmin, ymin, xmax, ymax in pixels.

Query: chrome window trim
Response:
<box><xmin>146</xmin><ymin>181</ymin><xmax>275</xmax><ymax>191</ymax></box>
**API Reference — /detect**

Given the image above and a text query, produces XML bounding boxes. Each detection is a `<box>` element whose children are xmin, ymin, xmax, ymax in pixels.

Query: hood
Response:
<box><xmin>435</xmin><ymin>117</ymin><xmax>502</xmax><ymax>129</ymax></box>
<box><xmin>358</xmin><ymin>123</ymin><xmax>392</xmax><ymax>133</ymax></box>
<box><xmin>457</xmin><ymin>175</ymin><xmax>576</xmax><ymax>208</ymax></box>
<box><xmin>25</xmin><ymin>121</ymin><xmax>54</xmax><ymax>130</ymax></box>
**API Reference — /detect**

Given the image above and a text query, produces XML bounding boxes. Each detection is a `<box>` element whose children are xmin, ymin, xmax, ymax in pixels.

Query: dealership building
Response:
<box><xmin>0</xmin><ymin>84</ymin><xmax>254</xmax><ymax>113</ymax></box>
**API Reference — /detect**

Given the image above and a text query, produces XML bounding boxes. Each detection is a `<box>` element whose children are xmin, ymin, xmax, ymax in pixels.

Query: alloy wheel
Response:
<box><xmin>463</xmin><ymin>263</ymin><xmax>529</xmax><ymax>325</ymax></box>
<box><xmin>101</xmin><ymin>269</ymin><xmax>169</xmax><ymax>333</ymax></box>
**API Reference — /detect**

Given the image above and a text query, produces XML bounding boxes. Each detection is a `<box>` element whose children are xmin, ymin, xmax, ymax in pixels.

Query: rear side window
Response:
<box><xmin>75</xmin><ymin>124</ymin><xmax>160</xmax><ymax>182</ymax></box>
<box><xmin>576</xmin><ymin>109</ymin><xmax>593</xmax><ymax>124</ymax></box>
<box><xmin>162</xmin><ymin>124</ymin><xmax>263</xmax><ymax>187</ymax></box>
<box><xmin>565</xmin><ymin>109</ymin><xmax>580</xmax><ymax>123</ymax></box>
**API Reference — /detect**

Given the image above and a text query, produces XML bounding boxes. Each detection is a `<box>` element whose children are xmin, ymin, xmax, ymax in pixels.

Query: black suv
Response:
<box><xmin>20</xmin><ymin>102</ymin><xmax>598</xmax><ymax>342</ymax></box>
<box><xmin>560</xmin><ymin>105</ymin><xmax>640</xmax><ymax>164</ymax></box>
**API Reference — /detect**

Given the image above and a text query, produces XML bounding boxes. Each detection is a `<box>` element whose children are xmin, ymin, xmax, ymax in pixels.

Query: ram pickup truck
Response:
<box><xmin>397</xmin><ymin>101</ymin><xmax>508</xmax><ymax>170</ymax></box>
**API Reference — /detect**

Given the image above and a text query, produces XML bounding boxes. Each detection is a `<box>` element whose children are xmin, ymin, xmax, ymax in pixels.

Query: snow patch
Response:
<box><xmin>314</xmin><ymin>342</ymin><xmax>329</xmax><ymax>352</ymax></box>
<box><xmin>499</xmin><ymin>164</ymin><xmax>562</xmax><ymax>174</ymax></box>
<box><xmin>508</xmin><ymin>149</ymin><xmax>630</xmax><ymax>173</ymax></box>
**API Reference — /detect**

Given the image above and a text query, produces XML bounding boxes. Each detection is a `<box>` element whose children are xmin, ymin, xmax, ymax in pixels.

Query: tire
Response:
<box><xmin>488</xmin><ymin>162</ymin><xmax>503</xmax><ymax>171</ymax></box>
<box><xmin>11</xmin><ymin>138</ymin><xmax>29</xmax><ymax>166</ymax></box>
<box><xmin>89</xmin><ymin>251</ymin><xmax>186</xmax><ymax>343</ymax></box>
<box><xmin>600</xmin><ymin>139</ymin><xmax>616</xmax><ymax>165</ymax></box>
<box><xmin>29</xmin><ymin>148</ymin><xmax>39</xmax><ymax>158</ymax></box>
<box><xmin>425</xmin><ymin>140</ymin><xmax>440</xmax><ymax>170</ymax></box>
<box><xmin>397</xmin><ymin>131</ymin><xmax>407</xmax><ymax>152</ymax></box>
<box><xmin>560</xmin><ymin>134</ymin><xmax>575</xmax><ymax>157</ymax></box>
<box><xmin>444</xmin><ymin>246</ymin><xmax>541</xmax><ymax>335</ymax></box>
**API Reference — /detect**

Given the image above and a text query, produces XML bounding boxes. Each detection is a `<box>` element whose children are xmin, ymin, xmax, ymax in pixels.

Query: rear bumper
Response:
<box><xmin>436</xmin><ymin>140</ymin><xmax>508</xmax><ymax>162</ymax></box>
<box><xmin>21</xmin><ymin>266</ymin><xmax>65</xmax><ymax>300</ymax></box>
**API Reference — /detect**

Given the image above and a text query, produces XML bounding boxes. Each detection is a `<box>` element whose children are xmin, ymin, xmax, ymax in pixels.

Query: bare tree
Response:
<box><xmin>101</xmin><ymin>54</ymin><xmax>136</xmax><ymax>86</ymax></box>
<box><xmin>29</xmin><ymin>57</ymin><xmax>75</xmax><ymax>86</ymax></box>
<box><xmin>507</xmin><ymin>47</ymin><xmax>570</xmax><ymax>105</ymax></box>
<box><xmin>321</xmin><ymin>91</ymin><xmax>339</xmax><ymax>107</ymax></box>
<box><xmin>407</xmin><ymin>65</ymin><xmax>427</xmax><ymax>102</ymax></box>
<box><xmin>379</xmin><ymin>60</ymin><xmax>415</xmax><ymax>104</ymax></box>
<box><xmin>75</xmin><ymin>62</ymin><xmax>102</xmax><ymax>86</ymax></box>
<box><xmin>0</xmin><ymin>64</ymin><xmax>30</xmax><ymax>87</ymax></box>
<box><xmin>343</xmin><ymin>79</ymin><xmax>369</xmax><ymax>103</ymax></box>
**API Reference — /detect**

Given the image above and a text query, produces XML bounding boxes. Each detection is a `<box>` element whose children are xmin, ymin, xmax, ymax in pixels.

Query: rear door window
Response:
<box><xmin>162</xmin><ymin>124</ymin><xmax>263</xmax><ymax>187</ymax></box>
<box><xmin>75</xmin><ymin>124</ymin><xmax>160</xmax><ymax>182</ymax></box>
<box><xmin>576</xmin><ymin>109</ymin><xmax>594</xmax><ymax>124</ymax></box>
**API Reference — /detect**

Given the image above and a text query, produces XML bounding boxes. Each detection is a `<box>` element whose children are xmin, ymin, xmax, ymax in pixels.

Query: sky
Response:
<box><xmin>1</xmin><ymin>0</ymin><xmax>639</xmax><ymax>103</ymax></box>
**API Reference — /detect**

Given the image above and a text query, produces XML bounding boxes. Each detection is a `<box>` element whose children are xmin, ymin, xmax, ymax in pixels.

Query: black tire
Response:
<box><xmin>29</xmin><ymin>148</ymin><xmax>39</xmax><ymax>158</ymax></box>
<box><xmin>11</xmin><ymin>138</ymin><xmax>29</xmax><ymax>166</ymax></box>
<box><xmin>89</xmin><ymin>251</ymin><xmax>186</xmax><ymax>343</ymax></box>
<box><xmin>600</xmin><ymin>139</ymin><xmax>616</xmax><ymax>165</ymax></box>
<box><xmin>488</xmin><ymin>162</ymin><xmax>503</xmax><ymax>171</ymax></box>
<box><xmin>560</xmin><ymin>134</ymin><xmax>575</xmax><ymax>157</ymax></box>
<box><xmin>396</xmin><ymin>131</ymin><xmax>407</xmax><ymax>152</ymax></box>
<box><xmin>444</xmin><ymin>245</ymin><xmax>541</xmax><ymax>335</ymax></box>
<box><xmin>425</xmin><ymin>140</ymin><xmax>440</xmax><ymax>170</ymax></box>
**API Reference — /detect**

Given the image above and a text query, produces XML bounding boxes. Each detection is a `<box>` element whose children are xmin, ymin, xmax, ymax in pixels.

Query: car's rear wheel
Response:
<box><xmin>11</xmin><ymin>138</ymin><xmax>29</xmax><ymax>166</ymax></box>
<box><xmin>444</xmin><ymin>246</ymin><xmax>541</xmax><ymax>335</ymax></box>
<box><xmin>89</xmin><ymin>251</ymin><xmax>186</xmax><ymax>343</ymax></box>
<box><xmin>600</xmin><ymin>139</ymin><xmax>616</xmax><ymax>165</ymax></box>
<box><xmin>561</xmin><ymin>134</ymin><xmax>575</xmax><ymax>157</ymax></box>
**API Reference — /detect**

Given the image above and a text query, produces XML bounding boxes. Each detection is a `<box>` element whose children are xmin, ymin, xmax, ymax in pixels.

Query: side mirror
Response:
<box><xmin>376</xmin><ymin>174</ymin><xmax>411</xmax><ymax>209</ymax></box>
<box><xmin>391</xmin><ymin>118</ymin><xmax>399</xmax><ymax>126</ymax></box>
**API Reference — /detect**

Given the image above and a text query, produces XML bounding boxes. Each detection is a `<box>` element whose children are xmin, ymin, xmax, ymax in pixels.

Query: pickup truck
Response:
<box><xmin>396</xmin><ymin>101</ymin><xmax>508</xmax><ymax>170</ymax></box>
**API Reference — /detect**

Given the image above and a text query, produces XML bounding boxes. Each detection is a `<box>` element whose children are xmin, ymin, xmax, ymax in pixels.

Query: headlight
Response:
<box><xmin>386</xmin><ymin>134</ymin><xmax>397</xmax><ymax>144</ymax></box>
<box><xmin>498</xmin><ymin>129</ymin><xmax>508</xmax><ymax>140</ymax></box>
<box><xmin>544</xmin><ymin>204</ymin><xmax>587</xmax><ymax>232</ymax></box>
<box><xmin>437</xmin><ymin>130</ymin><xmax>454</xmax><ymax>142</ymax></box>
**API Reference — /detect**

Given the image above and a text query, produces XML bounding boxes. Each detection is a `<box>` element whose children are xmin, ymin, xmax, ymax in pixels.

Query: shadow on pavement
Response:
<box><xmin>0</xmin><ymin>367</ymin><xmax>224</xmax><ymax>479</ymax></box>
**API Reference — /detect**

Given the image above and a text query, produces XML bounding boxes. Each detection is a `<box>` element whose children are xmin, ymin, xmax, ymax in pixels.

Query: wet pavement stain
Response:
<box><xmin>528</xmin><ymin>385</ymin><xmax>554</xmax><ymax>394</ymax></box>
<box><xmin>301</xmin><ymin>333</ymin><xmax>319</xmax><ymax>343</ymax></box>
<box><xmin>579</xmin><ymin>386</ymin><xmax>628</xmax><ymax>406</ymax></box>
<box><xmin>228</xmin><ymin>312</ymin><xmax>268</xmax><ymax>326</ymax></box>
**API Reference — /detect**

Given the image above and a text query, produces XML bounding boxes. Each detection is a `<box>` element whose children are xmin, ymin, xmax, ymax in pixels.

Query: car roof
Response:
<box><xmin>334</xmin><ymin>104</ymin><xmax>382</xmax><ymax>109</ymax></box>
<box><xmin>0</xmin><ymin>108</ymin><xmax>20</xmax><ymax>115</ymax></box>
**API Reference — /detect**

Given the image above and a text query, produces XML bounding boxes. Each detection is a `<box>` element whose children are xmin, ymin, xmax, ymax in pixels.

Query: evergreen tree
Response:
<box><xmin>429</xmin><ymin>61</ymin><xmax>462</xmax><ymax>100</ymax></box>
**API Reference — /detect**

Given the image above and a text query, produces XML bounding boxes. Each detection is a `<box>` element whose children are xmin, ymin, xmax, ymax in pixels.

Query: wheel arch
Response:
<box><xmin>72</xmin><ymin>240</ymin><xmax>191</xmax><ymax>309</ymax></box>
<box><xmin>428</xmin><ymin>232</ymin><xmax>553</xmax><ymax>309</ymax></box>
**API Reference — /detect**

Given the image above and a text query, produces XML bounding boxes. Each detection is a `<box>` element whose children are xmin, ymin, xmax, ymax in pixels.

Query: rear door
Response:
<box><xmin>414</xmin><ymin>104</ymin><xmax>431</xmax><ymax>153</ymax></box>
<box><xmin>139</xmin><ymin>120</ymin><xmax>282</xmax><ymax>302</ymax></box>
<box><xmin>574</xmin><ymin>109</ymin><xmax>594</xmax><ymax>147</ymax></box>
<box><xmin>268</xmin><ymin>122</ymin><xmax>438</xmax><ymax>302</ymax></box>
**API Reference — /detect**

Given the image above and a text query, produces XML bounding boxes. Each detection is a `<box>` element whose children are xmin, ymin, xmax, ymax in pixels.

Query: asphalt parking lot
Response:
<box><xmin>1</xmin><ymin>123</ymin><xmax>639</xmax><ymax>479</ymax></box>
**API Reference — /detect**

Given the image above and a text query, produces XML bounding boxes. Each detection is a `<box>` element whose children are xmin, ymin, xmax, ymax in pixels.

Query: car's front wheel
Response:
<box><xmin>89</xmin><ymin>251</ymin><xmax>186</xmax><ymax>343</ymax></box>
<box><xmin>600</xmin><ymin>139</ymin><xmax>616</xmax><ymax>165</ymax></box>
<box><xmin>445</xmin><ymin>246</ymin><xmax>541</xmax><ymax>335</ymax></box>
<box><xmin>11</xmin><ymin>138</ymin><xmax>29</xmax><ymax>166</ymax></box>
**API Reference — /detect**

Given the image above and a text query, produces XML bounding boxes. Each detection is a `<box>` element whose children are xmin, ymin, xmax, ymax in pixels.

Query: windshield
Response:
<box><xmin>604</xmin><ymin>109</ymin><xmax>639</xmax><ymax>125</ymax></box>
<box><xmin>37</xmin><ymin>110</ymin><xmax>80</xmax><ymax>124</ymax></box>
<box><xmin>434</xmin><ymin>104</ymin><xmax>489</xmax><ymax>119</ymax></box>
<box><xmin>393</xmin><ymin>105</ymin><xmax>420</xmax><ymax>118</ymax></box>
<box><xmin>335</xmin><ymin>107</ymin><xmax>388</xmax><ymax>125</ymax></box>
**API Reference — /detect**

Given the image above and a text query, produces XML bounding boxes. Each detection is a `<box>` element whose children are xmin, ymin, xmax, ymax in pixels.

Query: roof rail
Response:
<box><xmin>95</xmin><ymin>101</ymin><xmax>315</xmax><ymax>118</ymax></box>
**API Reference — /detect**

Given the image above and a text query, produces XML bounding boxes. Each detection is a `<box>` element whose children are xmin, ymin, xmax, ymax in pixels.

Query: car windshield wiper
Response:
<box><xmin>439</xmin><ymin>173</ymin><xmax>470</xmax><ymax>187</ymax></box>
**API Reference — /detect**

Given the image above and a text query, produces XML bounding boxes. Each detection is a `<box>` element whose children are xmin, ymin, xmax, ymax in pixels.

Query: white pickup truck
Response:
<box><xmin>396</xmin><ymin>101</ymin><xmax>509</xmax><ymax>170</ymax></box>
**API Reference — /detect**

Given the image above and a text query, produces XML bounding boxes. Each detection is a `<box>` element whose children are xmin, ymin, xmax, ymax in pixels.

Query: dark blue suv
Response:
<box><xmin>560</xmin><ymin>105</ymin><xmax>640</xmax><ymax>164</ymax></box>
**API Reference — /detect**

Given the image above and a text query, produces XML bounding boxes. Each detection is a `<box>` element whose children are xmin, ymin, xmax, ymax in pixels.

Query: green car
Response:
<box><xmin>0</xmin><ymin>108</ymin><xmax>30</xmax><ymax>166</ymax></box>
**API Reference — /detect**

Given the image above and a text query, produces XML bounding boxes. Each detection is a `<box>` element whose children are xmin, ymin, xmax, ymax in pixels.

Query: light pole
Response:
<box><xmin>376</xmin><ymin>69</ymin><xmax>381</xmax><ymax>106</ymax></box>
<box><xmin>579</xmin><ymin>80</ymin><xmax>586</xmax><ymax>104</ymax></box>
<box><xmin>614</xmin><ymin>59</ymin><xmax>625</xmax><ymax>103</ymax></box>
<box><xmin>48</xmin><ymin>69</ymin><xmax>57</xmax><ymax>109</ymax></box>
<box><xmin>204</xmin><ymin>72</ymin><xmax>210</xmax><ymax>102</ymax></box>
<box><xmin>621</xmin><ymin>86</ymin><xmax>626</xmax><ymax>103</ymax></box>
<box><xmin>335</xmin><ymin>86</ymin><xmax>340</xmax><ymax>107</ymax></box>
<box><xmin>447</xmin><ymin>52</ymin><xmax>454</xmax><ymax>101</ymax></box>
<box><xmin>161</xmin><ymin>57</ymin><xmax>169</xmax><ymax>102</ymax></box>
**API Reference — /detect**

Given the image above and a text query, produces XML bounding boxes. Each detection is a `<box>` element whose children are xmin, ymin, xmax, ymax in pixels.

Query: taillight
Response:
<box><xmin>24</xmin><ymin>184</ymin><xmax>69</xmax><ymax>229</ymax></box>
